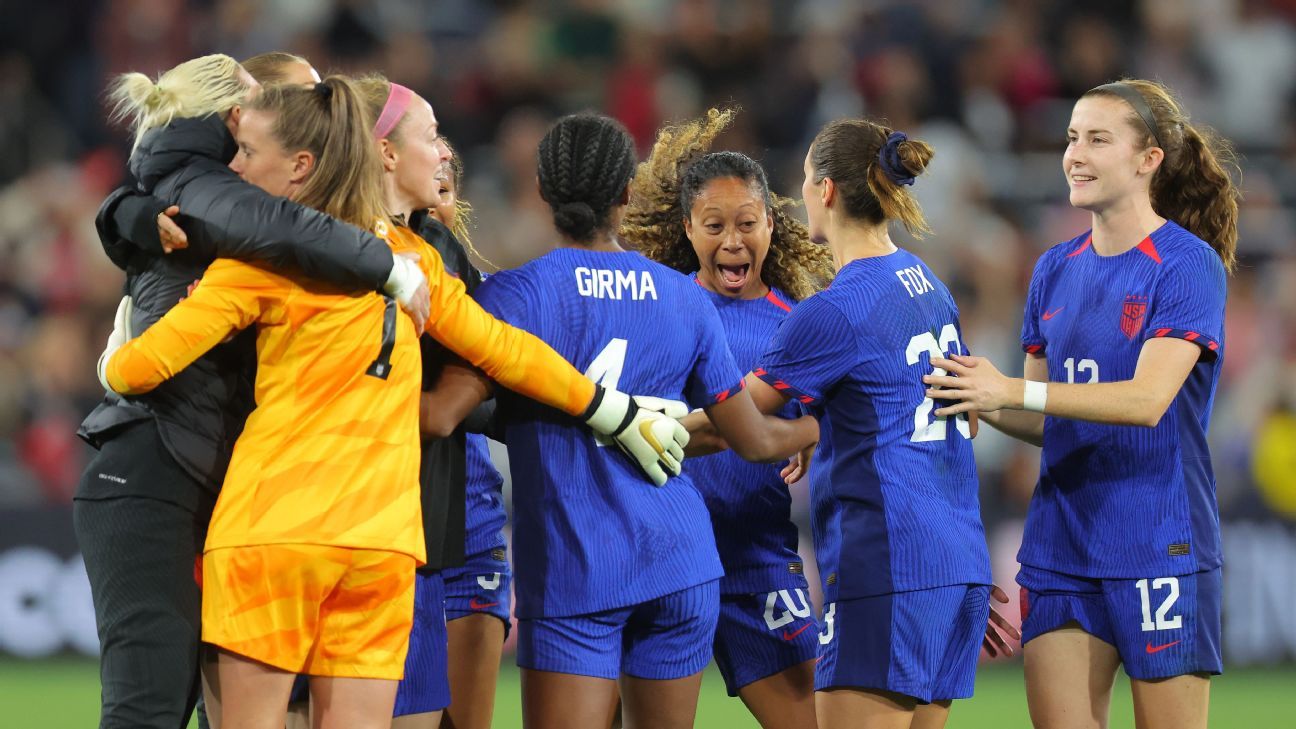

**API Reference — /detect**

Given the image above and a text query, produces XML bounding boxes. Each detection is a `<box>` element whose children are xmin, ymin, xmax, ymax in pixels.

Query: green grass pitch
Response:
<box><xmin>3</xmin><ymin>658</ymin><xmax>1292</xmax><ymax>727</ymax></box>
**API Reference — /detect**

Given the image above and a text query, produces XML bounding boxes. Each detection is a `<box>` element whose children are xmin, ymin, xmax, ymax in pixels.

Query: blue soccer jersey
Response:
<box><xmin>756</xmin><ymin>249</ymin><xmax>992</xmax><ymax>599</ymax></box>
<box><xmin>475</xmin><ymin>248</ymin><xmax>737</xmax><ymax>619</ymax></box>
<box><xmin>807</xmin><ymin>415</ymin><xmax>843</xmax><ymax>602</ymax></box>
<box><xmin>684</xmin><ymin>280</ymin><xmax>806</xmax><ymax>594</ymax></box>
<box><xmin>1018</xmin><ymin>221</ymin><xmax>1227</xmax><ymax>578</ymax></box>
<box><xmin>463</xmin><ymin>433</ymin><xmax>506</xmax><ymax>555</ymax></box>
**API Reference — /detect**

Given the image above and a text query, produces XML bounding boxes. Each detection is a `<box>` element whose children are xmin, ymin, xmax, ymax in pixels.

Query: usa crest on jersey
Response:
<box><xmin>1121</xmin><ymin>294</ymin><xmax>1149</xmax><ymax>340</ymax></box>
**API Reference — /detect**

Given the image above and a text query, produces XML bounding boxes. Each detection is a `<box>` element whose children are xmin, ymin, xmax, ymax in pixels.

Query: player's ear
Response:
<box><xmin>377</xmin><ymin>138</ymin><xmax>399</xmax><ymax>173</ymax></box>
<box><xmin>1138</xmin><ymin>146</ymin><xmax>1164</xmax><ymax>177</ymax></box>
<box><xmin>291</xmin><ymin>150</ymin><xmax>315</xmax><ymax>184</ymax></box>
<box><xmin>618</xmin><ymin>183</ymin><xmax>631</xmax><ymax>206</ymax></box>
<box><xmin>821</xmin><ymin>177</ymin><xmax>836</xmax><ymax>209</ymax></box>
<box><xmin>683</xmin><ymin>215</ymin><xmax>694</xmax><ymax>240</ymax></box>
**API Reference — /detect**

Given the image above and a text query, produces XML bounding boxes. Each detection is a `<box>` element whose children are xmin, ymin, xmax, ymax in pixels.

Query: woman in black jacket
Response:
<box><xmin>75</xmin><ymin>53</ymin><xmax>431</xmax><ymax>729</ymax></box>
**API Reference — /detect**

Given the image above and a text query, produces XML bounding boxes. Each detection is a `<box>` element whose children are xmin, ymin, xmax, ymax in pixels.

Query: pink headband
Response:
<box><xmin>373</xmin><ymin>83</ymin><xmax>415</xmax><ymax>139</ymax></box>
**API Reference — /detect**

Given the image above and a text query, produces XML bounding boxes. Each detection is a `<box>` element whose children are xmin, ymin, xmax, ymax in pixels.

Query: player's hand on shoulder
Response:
<box><xmin>584</xmin><ymin>386</ymin><xmax>690</xmax><ymax>487</ymax></box>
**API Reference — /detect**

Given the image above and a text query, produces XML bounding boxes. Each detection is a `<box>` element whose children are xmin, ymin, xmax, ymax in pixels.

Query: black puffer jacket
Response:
<box><xmin>410</xmin><ymin>210</ymin><xmax>478</xmax><ymax>571</ymax></box>
<box><xmin>79</xmin><ymin>114</ymin><xmax>399</xmax><ymax>496</ymax></box>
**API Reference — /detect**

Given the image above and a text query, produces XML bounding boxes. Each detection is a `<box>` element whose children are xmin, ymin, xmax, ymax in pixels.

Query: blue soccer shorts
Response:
<box><xmin>713</xmin><ymin>587</ymin><xmax>820</xmax><ymax>696</ymax></box>
<box><xmin>288</xmin><ymin>572</ymin><xmax>449</xmax><ymax>716</ymax></box>
<box><xmin>516</xmin><ymin>580</ymin><xmax>720</xmax><ymax>681</ymax></box>
<box><xmin>392</xmin><ymin>572</ymin><xmax>450</xmax><ymax>716</ymax></box>
<box><xmin>1018</xmin><ymin>564</ymin><xmax>1222</xmax><ymax>680</ymax></box>
<box><xmin>816</xmin><ymin>584</ymin><xmax>990</xmax><ymax>703</ymax></box>
<box><xmin>442</xmin><ymin>544</ymin><xmax>512</xmax><ymax>637</ymax></box>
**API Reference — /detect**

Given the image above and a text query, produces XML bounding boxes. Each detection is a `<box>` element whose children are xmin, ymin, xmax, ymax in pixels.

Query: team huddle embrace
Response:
<box><xmin>74</xmin><ymin>50</ymin><xmax>1236</xmax><ymax>729</ymax></box>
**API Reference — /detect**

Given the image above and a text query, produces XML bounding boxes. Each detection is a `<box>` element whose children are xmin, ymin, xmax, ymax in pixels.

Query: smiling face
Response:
<box><xmin>684</xmin><ymin>176</ymin><xmax>773</xmax><ymax>298</ymax></box>
<box><xmin>384</xmin><ymin>96</ymin><xmax>452</xmax><ymax>215</ymax></box>
<box><xmin>229</xmin><ymin>107</ymin><xmax>310</xmax><ymax>197</ymax></box>
<box><xmin>1064</xmin><ymin>95</ymin><xmax>1162</xmax><ymax>213</ymax></box>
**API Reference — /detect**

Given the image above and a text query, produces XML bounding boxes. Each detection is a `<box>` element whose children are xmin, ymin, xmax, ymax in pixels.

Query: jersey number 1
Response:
<box><xmin>905</xmin><ymin>324</ymin><xmax>971</xmax><ymax>442</ymax></box>
<box><xmin>366</xmin><ymin>296</ymin><xmax>398</xmax><ymax>379</ymax></box>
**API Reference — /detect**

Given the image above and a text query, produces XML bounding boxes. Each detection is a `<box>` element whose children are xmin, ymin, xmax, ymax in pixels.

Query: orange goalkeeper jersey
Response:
<box><xmin>105</xmin><ymin>223</ymin><xmax>596</xmax><ymax>559</ymax></box>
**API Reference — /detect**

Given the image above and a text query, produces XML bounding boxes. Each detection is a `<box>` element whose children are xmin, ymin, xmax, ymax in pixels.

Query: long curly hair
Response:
<box><xmin>621</xmin><ymin>108</ymin><xmax>834</xmax><ymax>301</ymax></box>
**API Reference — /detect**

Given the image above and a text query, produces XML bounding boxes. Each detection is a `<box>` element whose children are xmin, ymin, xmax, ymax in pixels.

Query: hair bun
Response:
<box><xmin>877</xmin><ymin>131</ymin><xmax>917</xmax><ymax>186</ymax></box>
<box><xmin>553</xmin><ymin>200</ymin><xmax>597</xmax><ymax>237</ymax></box>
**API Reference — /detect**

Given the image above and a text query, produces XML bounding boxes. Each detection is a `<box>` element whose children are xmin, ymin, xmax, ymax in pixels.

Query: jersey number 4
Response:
<box><xmin>584</xmin><ymin>338</ymin><xmax>629</xmax><ymax>447</ymax></box>
<box><xmin>905</xmin><ymin>324</ymin><xmax>971</xmax><ymax>442</ymax></box>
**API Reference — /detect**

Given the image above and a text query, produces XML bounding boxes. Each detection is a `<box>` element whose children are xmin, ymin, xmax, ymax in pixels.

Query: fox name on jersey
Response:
<box><xmin>575</xmin><ymin>266</ymin><xmax>659</xmax><ymax>300</ymax></box>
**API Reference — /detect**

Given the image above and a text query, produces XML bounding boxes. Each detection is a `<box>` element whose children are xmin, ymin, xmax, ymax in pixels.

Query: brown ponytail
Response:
<box><xmin>1084</xmin><ymin>79</ymin><xmax>1240</xmax><ymax>273</ymax></box>
<box><xmin>245</xmin><ymin>76</ymin><xmax>388</xmax><ymax>229</ymax></box>
<box><xmin>808</xmin><ymin>119</ymin><xmax>933</xmax><ymax>237</ymax></box>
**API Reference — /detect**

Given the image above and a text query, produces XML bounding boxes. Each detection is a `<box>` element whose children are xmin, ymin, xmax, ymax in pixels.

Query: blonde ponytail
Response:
<box><xmin>107</xmin><ymin>54</ymin><xmax>250</xmax><ymax>151</ymax></box>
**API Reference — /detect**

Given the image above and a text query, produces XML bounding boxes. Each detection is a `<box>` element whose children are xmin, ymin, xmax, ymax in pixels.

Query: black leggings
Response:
<box><xmin>73</xmin><ymin>422</ymin><xmax>216</xmax><ymax>729</ymax></box>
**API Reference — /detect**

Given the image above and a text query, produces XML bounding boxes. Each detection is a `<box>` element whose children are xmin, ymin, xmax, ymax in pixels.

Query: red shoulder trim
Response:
<box><xmin>1136</xmin><ymin>236</ymin><xmax>1162</xmax><ymax>264</ymax></box>
<box><xmin>764</xmin><ymin>290</ymin><xmax>792</xmax><ymax>313</ymax></box>
<box><xmin>1066</xmin><ymin>235</ymin><xmax>1092</xmax><ymax>258</ymax></box>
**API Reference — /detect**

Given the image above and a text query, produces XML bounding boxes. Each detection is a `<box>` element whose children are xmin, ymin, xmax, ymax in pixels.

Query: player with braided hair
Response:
<box><xmin>621</xmin><ymin>107</ymin><xmax>832</xmax><ymax>729</ymax></box>
<box><xmin>423</xmin><ymin>111</ymin><xmax>820</xmax><ymax>729</ymax></box>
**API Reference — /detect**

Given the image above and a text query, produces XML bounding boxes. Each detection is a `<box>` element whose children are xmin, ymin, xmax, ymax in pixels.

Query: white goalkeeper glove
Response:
<box><xmin>96</xmin><ymin>296</ymin><xmax>134</xmax><ymax>393</ymax></box>
<box><xmin>583</xmin><ymin>385</ymin><xmax>690</xmax><ymax>487</ymax></box>
<box><xmin>383</xmin><ymin>252</ymin><xmax>430</xmax><ymax>332</ymax></box>
<box><xmin>631</xmin><ymin>395</ymin><xmax>690</xmax><ymax>420</ymax></box>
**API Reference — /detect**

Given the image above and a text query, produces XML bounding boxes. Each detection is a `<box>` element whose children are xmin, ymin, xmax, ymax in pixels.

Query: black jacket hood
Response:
<box><xmin>130</xmin><ymin>114</ymin><xmax>238</xmax><ymax>190</ymax></box>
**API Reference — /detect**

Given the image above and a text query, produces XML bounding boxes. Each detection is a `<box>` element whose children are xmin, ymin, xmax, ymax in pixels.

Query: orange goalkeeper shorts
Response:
<box><xmin>202</xmin><ymin>544</ymin><xmax>416</xmax><ymax>679</ymax></box>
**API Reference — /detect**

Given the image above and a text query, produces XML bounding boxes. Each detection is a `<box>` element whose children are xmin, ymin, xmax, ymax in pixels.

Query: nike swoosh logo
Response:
<box><xmin>469</xmin><ymin>598</ymin><xmax>499</xmax><ymax>610</ymax></box>
<box><xmin>782</xmin><ymin>622</ymin><xmax>813</xmax><ymax>641</ymax></box>
<box><xmin>1146</xmin><ymin>640</ymin><xmax>1181</xmax><ymax>654</ymax></box>
<box><xmin>1042</xmin><ymin>307</ymin><xmax>1064</xmax><ymax>320</ymax></box>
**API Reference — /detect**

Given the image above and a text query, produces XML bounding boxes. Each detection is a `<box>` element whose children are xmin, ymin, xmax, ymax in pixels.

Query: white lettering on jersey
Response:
<box><xmin>574</xmin><ymin>267</ymin><xmax>659</xmax><ymax>301</ymax></box>
<box><xmin>895</xmin><ymin>266</ymin><xmax>935</xmax><ymax>298</ymax></box>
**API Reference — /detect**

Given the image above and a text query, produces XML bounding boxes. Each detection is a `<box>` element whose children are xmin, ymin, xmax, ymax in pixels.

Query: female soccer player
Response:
<box><xmin>622</xmin><ymin>107</ymin><xmax>834</xmax><ymax>729</ymax></box>
<box><xmin>742</xmin><ymin>120</ymin><xmax>998</xmax><ymax>729</ymax></box>
<box><xmin>426</xmin><ymin>140</ymin><xmax>513</xmax><ymax>729</ymax></box>
<box><xmin>425</xmin><ymin>112</ymin><xmax>821</xmax><ymax>729</ymax></box>
<box><xmin>77</xmin><ymin>53</ymin><xmax>427</xmax><ymax>729</ymax></box>
<box><xmin>923</xmin><ymin>80</ymin><xmax>1236</xmax><ymax>729</ymax></box>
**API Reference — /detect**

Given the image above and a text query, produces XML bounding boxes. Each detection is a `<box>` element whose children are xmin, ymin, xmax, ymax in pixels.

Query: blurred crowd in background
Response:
<box><xmin>1</xmin><ymin>0</ymin><xmax>1294</xmax><ymax>531</ymax></box>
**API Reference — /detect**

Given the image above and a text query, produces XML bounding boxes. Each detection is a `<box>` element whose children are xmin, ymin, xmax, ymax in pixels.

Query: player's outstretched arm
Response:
<box><xmin>927</xmin><ymin>337</ymin><xmax>1201</xmax><ymax>428</ymax></box>
<box><xmin>98</xmin><ymin>261</ymin><xmax>260</xmax><ymax>395</ymax></box>
<box><xmin>702</xmin><ymin>382</ymin><xmax>818</xmax><ymax>465</ymax></box>
<box><xmin>967</xmin><ymin>354</ymin><xmax>1047</xmax><ymax>446</ymax></box>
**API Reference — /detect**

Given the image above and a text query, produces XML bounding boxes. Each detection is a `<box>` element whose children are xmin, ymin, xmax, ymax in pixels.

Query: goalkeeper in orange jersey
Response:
<box><xmin>97</xmin><ymin>76</ymin><xmax>691</xmax><ymax>729</ymax></box>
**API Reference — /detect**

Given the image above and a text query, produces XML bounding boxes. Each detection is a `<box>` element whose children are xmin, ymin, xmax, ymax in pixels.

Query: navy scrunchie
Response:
<box><xmin>878</xmin><ymin>131</ymin><xmax>915</xmax><ymax>187</ymax></box>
